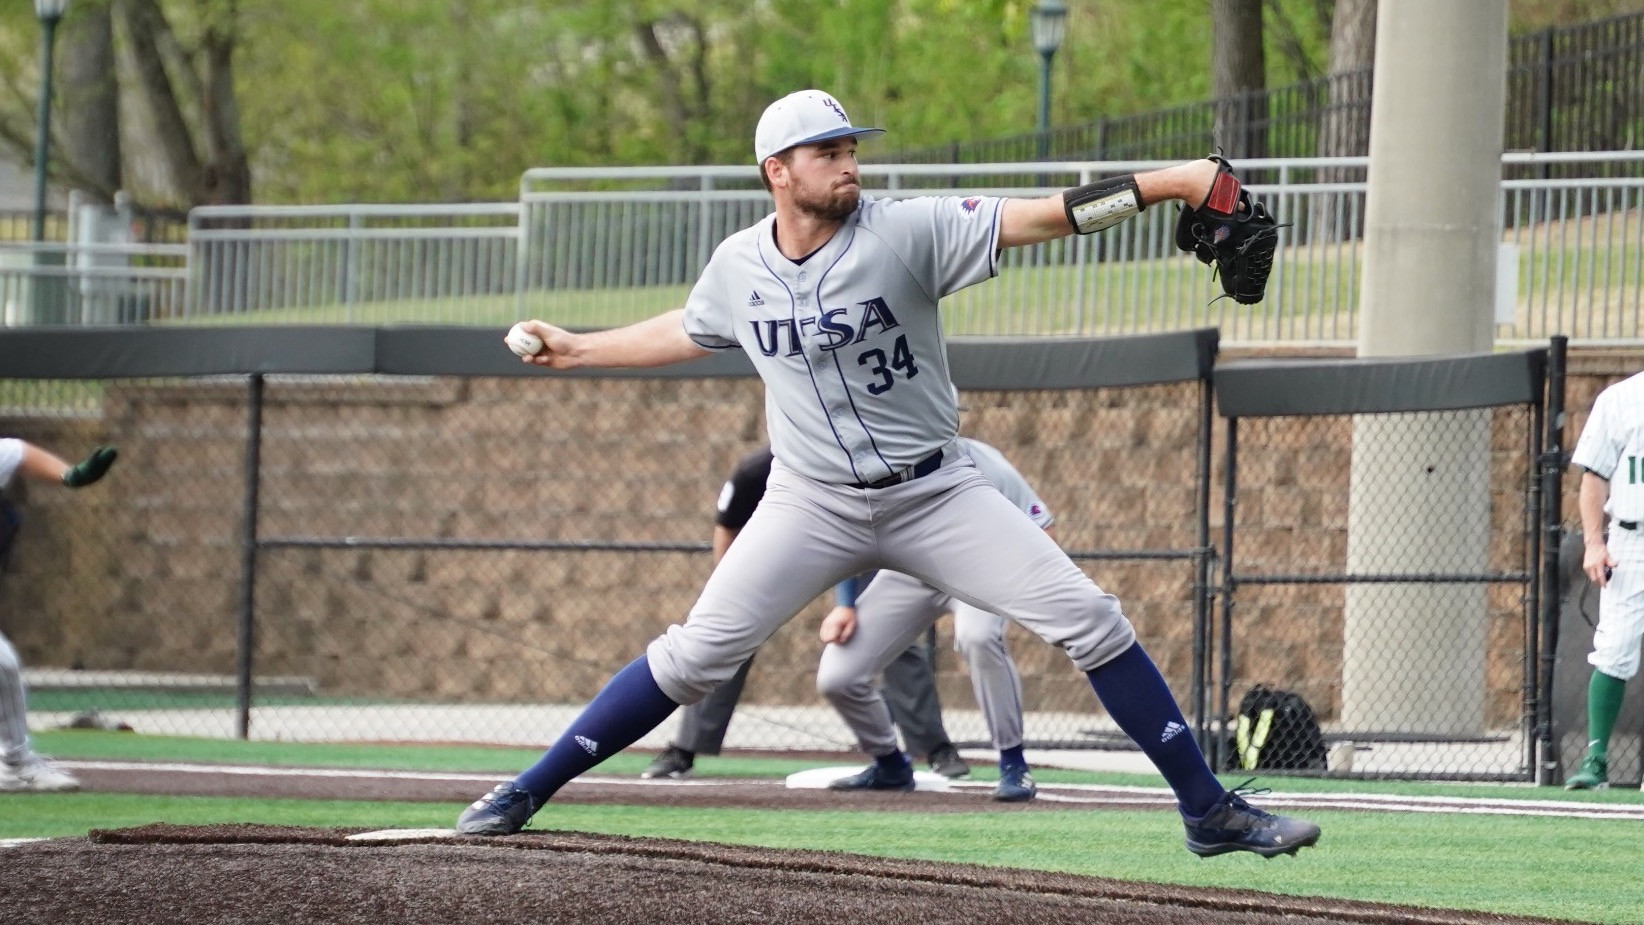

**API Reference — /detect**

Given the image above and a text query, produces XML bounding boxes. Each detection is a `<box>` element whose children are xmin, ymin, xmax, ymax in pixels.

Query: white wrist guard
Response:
<box><xmin>1063</xmin><ymin>175</ymin><xmax>1144</xmax><ymax>234</ymax></box>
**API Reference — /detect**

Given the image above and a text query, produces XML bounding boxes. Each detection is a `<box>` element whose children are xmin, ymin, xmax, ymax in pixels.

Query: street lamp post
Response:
<box><xmin>1031</xmin><ymin>0</ymin><xmax>1068</xmax><ymax>161</ymax></box>
<box><xmin>32</xmin><ymin>0</ymin><xmax>69</xmax><ymax>244</ymax></box>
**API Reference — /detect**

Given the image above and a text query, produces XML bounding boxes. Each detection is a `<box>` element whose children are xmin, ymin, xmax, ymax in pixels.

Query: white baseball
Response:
<box><xmin>506</xmin><ymin>323</ymin><xmax>544</xmax><ymax>358</ymax></box>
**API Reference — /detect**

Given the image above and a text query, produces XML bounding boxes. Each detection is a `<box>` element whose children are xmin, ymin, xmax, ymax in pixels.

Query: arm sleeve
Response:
<box><xmin>834</xmin><ymin>576</ymin><xmax>861</xmax><ymax>607</ymax></box>
<box><xmin>834</xmin><ymin>570</ymin><xmax>881</xmax><ymax>607</ymax></box>
<box><xmin>866</xmin><ymin>196</ymin><xmax>1003</xmax><ymax>300</ymax></box>
<box><xmin>713</xmin><ymin>448</ymin><xmax>774</xmax><ymax>530</ymax></box>
<box><xmin>1571</xmin><ymin>390</ymin><xmax>1621</xmax><ymax>480</ymax></box>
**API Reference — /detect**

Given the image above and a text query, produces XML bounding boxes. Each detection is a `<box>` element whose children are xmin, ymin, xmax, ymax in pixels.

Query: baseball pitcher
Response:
<box><xmin>461</xmin><ymin>89</ymin><xmax>1316</xmax><ymax>858</ymax></box>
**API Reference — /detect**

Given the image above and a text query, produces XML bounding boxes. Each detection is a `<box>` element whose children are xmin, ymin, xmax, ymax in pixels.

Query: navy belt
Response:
<box><xmin>1618</xmin><ymin>520</ymin><xmax>1639</xmax><ymax>531</ymax></box>
<box><xmin>850</xmin><ymin>450</ymin><xmax>943</xmax><ymax>490</ymax></box>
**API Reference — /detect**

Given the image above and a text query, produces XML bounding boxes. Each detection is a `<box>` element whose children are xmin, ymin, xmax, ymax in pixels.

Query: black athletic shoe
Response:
<box><xmin>927</xmin><ymin>744</ymin><xmax>971</xmax><ymax>779</ymax></box>
<box><xmin>1181</xmin><ymin>784</ymin><xmax>1321</xmax><ymax>858</ymax></box>
<box><xmin>829</xmin><ymin>759</ymin><xmax>916</xmax><ymax>792</ymax></box>
<box><xmin>641</xmin><ymin>746</ymin><xmax>695</xmax><ymax>780</ymax></box>
<box><xmin>456</xmin><ymin>783</ymin><xmax>537</xmax><ymax>836</ymax></box>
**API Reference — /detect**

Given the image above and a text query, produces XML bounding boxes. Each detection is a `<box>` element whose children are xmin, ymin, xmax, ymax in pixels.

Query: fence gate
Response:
<box><xmin>1213</xmin><ymin>347</ymin><xmax>1553</xmax><ymax>781</ymax></box>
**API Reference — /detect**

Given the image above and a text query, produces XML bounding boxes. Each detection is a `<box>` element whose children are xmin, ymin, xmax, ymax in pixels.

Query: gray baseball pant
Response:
<box><xmin>646</xmin><ymin>453</ymin><xmax>1135</xmax><ymax>711</ymax></box>
<box><xmin>672</xmin><ymin>640</ymin><xmax>954</xmax><ymax>758</ymax></box>
<box><xmin>0</xmin><ymin>632</ymin><xmax>32</xmax><ymax>764</ymax></box>
<box><xmin>816</xmin><ymin>571</ymin><xmax>1026</xmax><ymax>757</ymax></box>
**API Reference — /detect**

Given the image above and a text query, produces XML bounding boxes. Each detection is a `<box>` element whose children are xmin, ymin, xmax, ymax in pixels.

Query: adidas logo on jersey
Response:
<box><xmin>1160</xmin><ymin>721</ymin><xmax>1186</xmax><ymax>744</ymax></box>
<box><xmin>575</xmin><ymin>735</ymin><xmax>599</xmax><ymax>756</ymax></box>
<box><xmin>748</xmin><ymin>290</ymin><xmax>765</xmax><ymax>307</ymax></box>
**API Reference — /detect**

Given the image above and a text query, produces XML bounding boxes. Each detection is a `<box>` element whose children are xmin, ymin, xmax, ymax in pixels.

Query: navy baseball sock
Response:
<box><xmin>876</xmin><ymin>750</ymin><xmax>911</xmax><ymax>772</ymax></box>
<box><xmin>514</xmin><ymin>655</ymin><xmax>680</xmax><ymax>803</ymax></box>
<box><xmin>998</xmin><ymin>745</ymin><xmax>1026</xmax><ymax>771</ymax></box>
<box><xmin>1086</xmin><ymin>642</ymin><xmax>1223</xmax><ymax>817</ymax></box>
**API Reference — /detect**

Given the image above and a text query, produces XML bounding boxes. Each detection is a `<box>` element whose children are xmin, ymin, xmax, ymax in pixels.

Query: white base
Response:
<box><xmin>784</xmin><ymin>765</ymin><xmax>952</xmax><ymax>791</ymax></box>
<box><xmin>346</xmin><ymin>828</ymin><xmax>460</xmax><ymax>842</ymax></box>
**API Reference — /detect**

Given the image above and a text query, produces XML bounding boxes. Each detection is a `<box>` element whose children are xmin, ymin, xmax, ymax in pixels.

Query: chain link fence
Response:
<box><xmin>1214</xmin><ymin>350</ymin><xmax>1553</xmax><ymax>782</ymax></box>
<box><xmin>7</xmin><ymin>332</ymin><xmax>1592</xmax><ymax>780</ymax></box>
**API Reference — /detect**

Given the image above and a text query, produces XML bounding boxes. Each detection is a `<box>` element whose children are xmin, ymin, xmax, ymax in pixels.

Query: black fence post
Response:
<box><xmin>235</xmin><ymin>372</ymin><xmax>265</xmax><ymax>740</ymax></box>
<box><xmin>1537</xmin><ymin>27</ymin><xmax>1555</xmax><ymax>177</ymax></box>
<box><xmin>1214</xmin><ymin>416</ymin><xmax>1239</xmax><ymax>773</ymax></box>
<box><xmin>1191</xmin><ymin>368</ymin><xmax>1216</xmax><ymax>751</ymax></box>
<box><xmin>1535</xmin><ymin>335</ymin><xmax>1568</xmax><ymax>785</ymax></box>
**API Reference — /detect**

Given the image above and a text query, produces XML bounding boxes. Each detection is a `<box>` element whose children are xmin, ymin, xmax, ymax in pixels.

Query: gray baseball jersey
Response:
<box><xmin>648</xmin><ymin>195</ymin><xmax>1134</xmax><ymax>713</ymax></box>
<box><xmin>682</xmin><ymin>195</ymin><xmax>999</xmax><ymax>485</ymax></box>
<box><xmin>1572</xmin><ymin>371</ymin><xmax>1644</xmax><ymax>680</ymax></box>
<box><xmin>816</xmin><ymin>437</ymin><xmax>1050</xmax><ymax>756</ymax></box>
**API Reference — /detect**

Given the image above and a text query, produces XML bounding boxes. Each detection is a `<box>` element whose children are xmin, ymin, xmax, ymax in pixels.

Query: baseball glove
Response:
<box><xmin>1174</xmin><ymin>156</ymin><xmax>1281</xmax><ymax>305</ymax></box>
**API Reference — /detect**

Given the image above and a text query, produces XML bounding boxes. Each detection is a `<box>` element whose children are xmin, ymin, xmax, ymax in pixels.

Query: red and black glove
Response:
<box><xmin>1174</xmin><ymin>156</ymin><xmax>1281</xmax><ymax>305</ymax></box>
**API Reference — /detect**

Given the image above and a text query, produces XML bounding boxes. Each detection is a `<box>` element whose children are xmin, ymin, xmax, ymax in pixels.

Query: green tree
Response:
<box><xmin>0</xmin><ymin>0</ymin><xmax>1635</xmax><ymax>209</ymax></box>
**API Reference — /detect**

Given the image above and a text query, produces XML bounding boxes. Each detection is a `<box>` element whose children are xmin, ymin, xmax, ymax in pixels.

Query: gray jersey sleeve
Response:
<box><xmin>681</xmin><ymin>228</ymin><xmax>759</xmax><ymax>350</ymax></box>
<box><xmin>859</xmin><ymin>196</ymin><xmax>1003</xmax><ymax>300</ymax></box>
<box><xmin>959</xmin><ymin>437</ymin><xmax>1053</xmax><ymax>528</ymax></box>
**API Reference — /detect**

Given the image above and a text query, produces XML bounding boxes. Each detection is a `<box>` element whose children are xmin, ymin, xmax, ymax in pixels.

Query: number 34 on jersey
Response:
<box><xmin>748</xmin><ymin>296</ymin><xmax>919</xmax><ymax>396</ymax></box>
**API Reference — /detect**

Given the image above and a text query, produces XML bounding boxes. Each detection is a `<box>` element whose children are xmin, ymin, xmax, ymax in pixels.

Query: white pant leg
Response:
<box><xmin>952</xmin><ymin>602</ymin><xmax>1026</xmax><ymax>751</ymax></box>
<box><xmin>0</xmin><ymin>632</ymin><xmax>30</xmax><ymax>763</ymax></box>
<box><xmin>815</xmin><ymin>571</ymin><xmax>948</xmax><ymax>757</ymax></box>
<box><xmin>647</xmin><ymin>465</ymin><xmax>876</xmax><ymax>705</ymax></box>
<box><xmin>876</xmin><ymin>461</ymin><xmax>1135</xmax><ymax>673</ymax></box>
<box><xmin>1590</xmin><ymin>528</ymin><xmax>1644</xmax><ymax>680</ymax></box>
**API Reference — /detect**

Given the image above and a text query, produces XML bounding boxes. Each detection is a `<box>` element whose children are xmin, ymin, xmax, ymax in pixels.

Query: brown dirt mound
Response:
<box><xmin>0</xmin><ymin>823</ymin><xmax>1579</xmax><ymax>925</ymax></box>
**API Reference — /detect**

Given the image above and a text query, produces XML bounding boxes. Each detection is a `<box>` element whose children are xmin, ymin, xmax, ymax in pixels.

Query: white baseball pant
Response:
<box><xmin>1590</xmin><ymin>524</ymin><xmax>1644</xmax><ymax>680</ymax></box>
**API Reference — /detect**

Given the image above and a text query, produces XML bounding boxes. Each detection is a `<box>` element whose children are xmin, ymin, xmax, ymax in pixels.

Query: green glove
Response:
<box><xmin>62</xmin><ymin>446</ymin><xmax>118</xmax><ymax>488</ymax></box>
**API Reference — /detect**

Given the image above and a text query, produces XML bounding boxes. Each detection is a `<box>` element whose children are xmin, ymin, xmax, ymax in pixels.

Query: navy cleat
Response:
<box><xmin>829</xmin><ymin>758</ymin><xmax>915</xmax><ymax>792</ymax></box>
<box><xmin>457</xmin><ymin>782</ymin><xmax>537</xmax><ymax>836</ymax></box>
<box><xmin>1181</xmin><ymin>783</ymin><xmax>1320</xmax><ymax>858</ymax></box>
<box><xmin>992</xmin><ymin>764</ymin><xmax>1037</xmax><ymax>802</ymax></box>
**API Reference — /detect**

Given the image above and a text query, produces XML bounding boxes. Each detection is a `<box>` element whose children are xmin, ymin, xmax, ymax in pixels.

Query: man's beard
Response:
<box><xmin>793</xmin><ymin>182</ymin><xmax>860</xmax><ymax>221</ymax></box>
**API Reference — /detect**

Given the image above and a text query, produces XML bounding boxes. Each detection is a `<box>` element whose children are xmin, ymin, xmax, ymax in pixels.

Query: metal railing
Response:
<box><xmin>187</xmin><ymin>202</ymin><xmax>521</xmax><ymax>324</ymax></box>
<box><xmin>512</xmin><ymin>152</ymin><xmax>1644</xmax><ymax>346</ymax></box>
<box><xmin>0</xmin><ymin>241</ymin><xmax>188</xmax><ymax>325</ymax></box>
<box><xmin>1</xmin><ymin>152</ymin><xmax>1639</xmax><ymax>346</ymax></box>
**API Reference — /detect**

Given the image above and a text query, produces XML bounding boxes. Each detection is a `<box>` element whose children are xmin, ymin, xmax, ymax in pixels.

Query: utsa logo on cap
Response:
<box><xmin>755</xmin><ymin>89</ymin><xmax>887</xmax><ymax>163</ymax></box>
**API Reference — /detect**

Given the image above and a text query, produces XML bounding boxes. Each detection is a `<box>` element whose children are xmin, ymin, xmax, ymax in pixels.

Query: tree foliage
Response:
<box><xmin>0</xmin><ymin>0</ymin><xmax>1632</xmax><ymax>208</ymax></box>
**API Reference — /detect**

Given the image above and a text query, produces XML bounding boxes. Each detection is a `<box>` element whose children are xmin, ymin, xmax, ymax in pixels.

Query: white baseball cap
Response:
<box><xmin>754</xmin><ymin>90</ymin><xmax>885</xmax><ymax>163</ymax></box>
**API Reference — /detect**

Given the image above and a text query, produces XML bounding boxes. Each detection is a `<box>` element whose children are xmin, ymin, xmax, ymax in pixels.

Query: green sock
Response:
<box><xmin>1586</xmin><ymin>671</ymin><xmax>1627</xmax><ymax>759</ymax></box>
